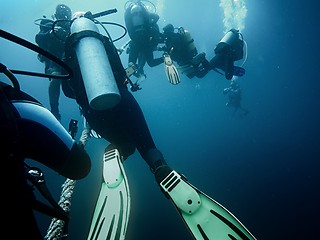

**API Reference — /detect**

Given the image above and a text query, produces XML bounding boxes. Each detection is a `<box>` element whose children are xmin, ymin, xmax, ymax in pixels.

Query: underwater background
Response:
<box><xmin>1</xmin><ymin>0</ymin><xmax>319</xmax><ymax>239</ymax></box>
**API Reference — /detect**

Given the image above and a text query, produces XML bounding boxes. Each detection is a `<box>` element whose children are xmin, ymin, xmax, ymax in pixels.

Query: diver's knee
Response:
<box><xmin>119</xmin><ymin>143</ymin><xmax>136</xmax><ymax>160</ymax></box>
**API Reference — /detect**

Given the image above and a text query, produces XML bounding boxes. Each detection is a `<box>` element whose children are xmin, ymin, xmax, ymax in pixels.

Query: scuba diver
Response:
<box><xmin>210</xmin><ymin>28</ymin><xmax>246</xmax><ymax>80</ymax></box>
<box><xmin>223</xmin><ymin>78</ymin><xmax>249</xmax><ymax>117</ymax></box>
<box><xmin>60</xmin><ymin>10</ymin><xmax>256</xmax><ymax>240</ymax></box>
<box><xmin>124</xmin><ymin>0</ymin><xmax>164</xmax><ymax>81</ymax></box>
<box><xmin>0</xmin><ymin>61</ymin><xmax>91</xmax><ymax>239</ymax></box>
<box><xmin>35</xmin><ymin>4</ymin><xmax>72</xmax><ymax>121</ymax></box>
<box><xmin>160</xmin><ymin>24</ymin><xmax>246</xmax><ymax>81</ymax></box>
<box><xmin>161</xmin><ymin>23</ymin><xmax>211</xmax><ymax>80</ymax></box>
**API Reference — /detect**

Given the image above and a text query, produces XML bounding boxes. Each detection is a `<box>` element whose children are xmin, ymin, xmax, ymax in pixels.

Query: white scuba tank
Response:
<box><xmin>70</xmin><ymin>17</ymin><xmax>121</xmax><ymax>110</ymax></box>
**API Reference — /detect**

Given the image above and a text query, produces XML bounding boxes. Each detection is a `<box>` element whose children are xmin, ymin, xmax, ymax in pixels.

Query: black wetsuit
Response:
<box><xmin>163</xmin><ymin>31</ymin><xmax>195</xmax><ymax>65</ymax></box>
<box><xmin>124</xmin><ymin>3</ymin><xmax>163</xmax><ymax>76</ymax></box>
<box><xmin>35</xmin><ymin>19</ymin><xmax>71</xmax><ymax>119</ymax></box>
<box><xmin>162</xmin><ymin>28</ymin><xmax>210</xmax><ymax>79</ymax></box>
<box><xmin>0</xmin><ymin>82</ymin><xmax>90</xmax><ymax>239</ymax></box>
<box><xmin>64</xmin><ymin>33</ymin><xmax>166</xmax><ymax>170</ymax></box>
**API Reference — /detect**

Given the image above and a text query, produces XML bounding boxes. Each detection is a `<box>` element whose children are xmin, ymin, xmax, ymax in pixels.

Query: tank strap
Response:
<box><xmin>65</xmin><ymin>30</ymin><xmax>118</xmax><ymax>61</ymax></box>
<box><xmin>66</xmin><ymin>30</ymin><xmax>110</xmax><ymax>49</ymax></box>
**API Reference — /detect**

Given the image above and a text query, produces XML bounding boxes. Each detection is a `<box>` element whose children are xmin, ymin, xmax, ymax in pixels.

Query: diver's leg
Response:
<box><xmin>224</xmin><ymin>58</ymin><xmax>234</xmax><ymax>80</ymax></box>
<box><xmin>48</xmin><ymin>77</ymin><xmax>61</xmax><ymax>121</ymax></box>
<box><xmin>120</xmin><ymin>89</ymin><xmax>167</xmax><ymax>171</ymax></box>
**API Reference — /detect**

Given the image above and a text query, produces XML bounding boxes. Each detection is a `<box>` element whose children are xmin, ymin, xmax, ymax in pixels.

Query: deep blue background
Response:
<box><xmin>1</xmin><ymin>0</ymin><xmax>319</xmax><ymax>239</ymax></box>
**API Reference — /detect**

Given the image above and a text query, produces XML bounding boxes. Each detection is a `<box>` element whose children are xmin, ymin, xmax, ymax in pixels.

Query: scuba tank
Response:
<box><xmin>210</xmin><ymin>29</ymin><xmax>245</xmax><ymax>80</ymax></box>
<box><xmin>216</xmin><ymin>28</ymin><xmax>244</xmax><ymax>61</ymax></box>
<box><xmin>178</xmin><ymin>27</ymin><xmax>197</xmax><ymax>58</ymax></box>
<box><xmin>70</xmin><ymin>17</ymin><xmax>121</xmax><ymax>110</ymax></box>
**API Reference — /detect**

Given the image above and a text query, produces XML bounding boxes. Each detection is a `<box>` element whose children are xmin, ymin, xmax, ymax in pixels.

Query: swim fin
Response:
<box><xmin>233</xmin><ymin>66</ymin><xmax>246</xmax><ymax>77</ymax></box>
<box><xmin>156</xmin><ymin>166</ymin><xmax>256</xmax><ymax>240</ymax></box>
<box><xmin>87</xmin><ymin>145</ymin><xmax>130</xmax><ymax>240</ymax></box>
<box><xmin>163</xmin><ymin>53</ymin><xmax>181</xmax><ymax>85</ymax></box>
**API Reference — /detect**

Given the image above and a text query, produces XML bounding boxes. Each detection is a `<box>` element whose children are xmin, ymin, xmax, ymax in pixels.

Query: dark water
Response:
<box><xmin>1</xmin><ymin>0</ymin><xmax>319</xmax><ymax>239</ymax></box>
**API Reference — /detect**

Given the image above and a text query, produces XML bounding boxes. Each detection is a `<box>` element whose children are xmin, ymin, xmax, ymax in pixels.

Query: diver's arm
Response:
<box><xmin>13</xmin><ymin>100</ymin><xmax>91</xmax><ymax>179</ymax></box>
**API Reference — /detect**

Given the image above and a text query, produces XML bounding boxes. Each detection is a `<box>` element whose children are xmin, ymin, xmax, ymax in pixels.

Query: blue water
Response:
<box><xmin>1</xmin><ymin>0</ymin><xmax>319</xmax><ymax>239</ymax></box>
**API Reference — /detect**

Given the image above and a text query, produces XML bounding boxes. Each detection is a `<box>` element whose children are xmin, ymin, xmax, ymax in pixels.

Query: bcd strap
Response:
<box><xmin>65</xmin><ymin>30</ymin><xmax>113</xmax><ymax>53</ymax></box>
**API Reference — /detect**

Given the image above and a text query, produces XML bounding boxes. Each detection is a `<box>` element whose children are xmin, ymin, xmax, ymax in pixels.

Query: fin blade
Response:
<box><xmin>87</xmin><ymin>148</ymin><xmax>130</xmax><ymax>240</ymax></box>
<box><xmin>233</xmin><ymin>66</ymin><xmax>246</xmax><ymax>77</ymax></box>
<box><xmin>159</xmin><ymin>170</ymin><xmax>256</xmax><ymax>240</ymax></box>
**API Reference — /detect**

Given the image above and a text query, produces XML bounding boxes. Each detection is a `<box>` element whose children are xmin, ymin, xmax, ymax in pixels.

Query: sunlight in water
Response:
<box><xmin>219</xmin><ymin>0</ymin><xmax>247</xmax><ymax>32</ymax></box>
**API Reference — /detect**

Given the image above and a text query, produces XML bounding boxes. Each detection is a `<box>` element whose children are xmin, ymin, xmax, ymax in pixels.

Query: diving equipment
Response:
<box><xmin>118</xmin><ymin>39</ymin><xmax>131</xmax><ymax>55</ymax></box>
<box><xmin>163</xmin><ymin>53</ymin><xmax>181</xmax><ymax>85</ymax></box>
<box><xmin>218</xmin><ymin>28</ymin><xmax>244</xmax><ymax>61</ymax></box>
<box><xmin>178</xmin><ymin>53</ymin><xmax>210</xmax><ymax>79</ymax></box>
<box><xmin>233</xmin><ymin>66</ymin><xmax>246</xmax><ymax>77</ymax></box>
<box><xmin>123</xmin><ymin>63</ymin><xmax>143</xmax><ymax>92</ymax></box>
<box><xmin>156</xmin><ymin>166</ymin><xmax>257</xmax><ymax>240</ymax></box>
<box><xmin>70</xmin><ymin>17</ymin><xmax>121</xmax><ymax>110</ymax></box>
<box><xmin>87</xmin><ymin>146</ymin><xmax>130</xmax><ymax>240</ymax></box>
<box><xmin>125</xmin><ymin>62</ymin><xmax>138</xmax><ymax>78</ymax></box>
<box><xmin>210</xmin><ymin>29</ymin><xmax>245</xmax><ymax>80</ymax></box>
<box><xmin>178</xmin><ymin>27</ymin><xmax>197</xmax><ymax>58</ymax></box>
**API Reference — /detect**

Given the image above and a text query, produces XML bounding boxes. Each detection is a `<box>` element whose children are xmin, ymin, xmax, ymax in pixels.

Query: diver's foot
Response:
<box><xmin>154</xmin><ymin>164</ymin><xmax>173</xmax><ymax>185</ymax></box>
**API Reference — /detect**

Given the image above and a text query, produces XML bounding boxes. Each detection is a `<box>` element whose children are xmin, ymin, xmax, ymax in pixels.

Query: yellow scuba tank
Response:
<box><xmin>178</xmin><ymin>27</ymin><xmax>197</xmax><ymax>57</ymax></box>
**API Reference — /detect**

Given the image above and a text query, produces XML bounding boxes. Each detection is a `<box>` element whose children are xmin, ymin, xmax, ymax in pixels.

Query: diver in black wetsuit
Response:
<box><xmin>124</xmin><ymin>1</ymin><xmax>163</xmax><ymax>78</ymax></box>
<box><xmin>161</xmin><ymin>23</ymin><xmax>210</xmax><ymax>79</ymax></box>
<box><xmin>63</xmin><ymin>14</ymin><xmax>167</xmax><ymax>174</ymax></box>
<box><xmin>0</xmin><ymin>65</ymin><xmax>91</xmax><ymax>239</ymax></box>
<box><xmin>210</xmin><ymin>28</ymin><xmax>245</xmax><ymax>80</ymax></box>
<box><xmin>161</xmin><ymin>25</ymin><xmax>245</xmax><ymax>80</ymax></box>
<box><xmin>35</xmin><ymin>4</ymin><xmax>72</xmax><ymax>121</ymax></box>
<box><xmin>58</xmin><ymin>13</ymin><xmax>257</xmax><ymax>240</ymax></box>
